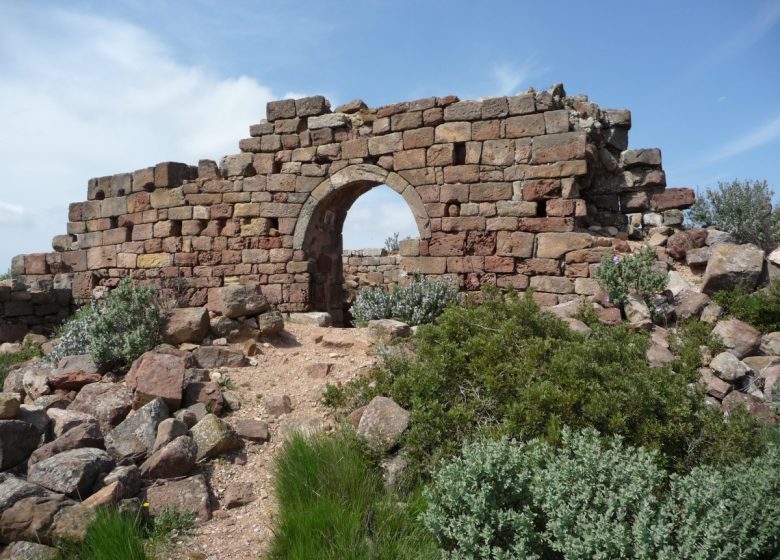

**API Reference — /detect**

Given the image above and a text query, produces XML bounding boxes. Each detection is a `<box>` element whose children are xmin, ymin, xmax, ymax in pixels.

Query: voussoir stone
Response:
<box><xmin>27</xmin><ymin>448</ymin><xmax>114</xmax><ymax>499</ymax></box>
<box><xmin>68</xmin><ymin>382</ymin><xmax>132</xmax><ymax>435</ymax></box>
<box><xmin>0</xmin><ymin>420</ymin><xmax>41</xmax><ymax>470</ymax></box>
<box><xmin>711</xmin><ymin>319</ymin><xmax>762</xmax><ymax>358</ymax></box>
<box><xmin>206</xmin><ymin>284</ymin><xmax>269</xmax><ymax>318</ymax></box>
<box><xmin>190</xmin><ymin>414</ymin><xmax>242</xmax><ymax>461</ymax></box>
<box><xmin>126</xmin><ymin>351</ymin><xmax>187</xmax><ymax>411</ymax></box>
<box><xmin>701</xmin><ymin>243</ymin><xmax>764</xmax><ymax>295</ymax></box>
<box><xmin>105</xmin><ymin>397</ymin><xmax>169</xmax><ymax>463</ymax></box>
<box><xmin>357</xmin><ymin>396</ymin><xmax>410</xmax><ymax>451</ymax></box>
<box><xmin>163</xmin><ymin>307</ymin><xmax>210</xmax><ymax>345</ymax></box>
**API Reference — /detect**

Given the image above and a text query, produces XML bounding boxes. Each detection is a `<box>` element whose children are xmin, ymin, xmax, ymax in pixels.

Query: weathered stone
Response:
<box><xmin>192</xmin><ymin>346</ymin><xmax>247</xmax><ymax>369</ymax></box>
<box><xmin>94</xmin><ymin>465</ymin><xmax>140</xmax><ymax>499</ymax></box>
<box><xmin>143</xmin><ymin>474</ymin><xmax>211</xmax><ymax>521</ymax></box>
<box><xmin>700</xmin><ymin>302</ymin><xmax>723</xmax><ymax>324</ymax></box>
<box><xmin>21</xmin><ymin>364</ymin><xmax>53</xmax><ymax>401</ymax></box>
<box><xmin>190</xmin><ymin>414</ymin><xmax>242</xmax><ymax>461</ymax></box>
<box><xmin>535</xmin><ymin>233</ymin><xmax>592</xmax><ymax>259</ymax></box>
<box><xmin>68</xmin><ymin>382</ymin><xmax>132</xmax><ymax>435</ymax></box>
<box><xmin>47</xmin><ymin>408</ymin><xmax>99</xmax><ymax>439</ymax></box>
<box><xmin>264</xmin><ymin>394</ymin><xmax>292</xmax><ymax>417</ymax></box>
<box><xmin>624</xmin><ymin>296</ymin><xmax>652</xmax><ymax>329</ymax></box>
<box><xmin>183</xmin><ymin>382</ymin><xmax>224</xmax><ymax>416</ymax></box>
<box><xmin>0</xmin><ymin>420</ymin><xmax>40</xmax><ymax>469</ymax></box>
<box><xmin>711</xmin><ymin>319</ymin><xmax>761</xmax><ymax>358</ymax></box>
<box><xmin>222</xmin><ymin>481</ymin><xmax>255</xmax><ymax>509</ymax></box>
<box><xmin>666</xmin><ymin>229</ymin><xmax>707</xmax><ymax>261</ymax></box>
<box><xmin>286</xmin><ymin>312</ymin><xmax>333</xmax><ymax>327</ymax></box>
<box><xmin>0</xmin><ymin>393</ymin><xmax>20</xmax><ymax>419</ymax></box>
<box><xmin>646</xmin><ymin>342</ymin><xmax>675</xmax><ymax>368</ymax></box>
<box><xmin>47</xmin><ymin>355</ymin><xmax>101</xmax><ymax>392</ymax></box>
<box><xmin>126</xmin><ymin>351</ymin><xmax>186</xmax><ymax>411</ymax></box>
<box><xmin>701</xmin><ymin>243</ymin><xmax>764</xmax><ymax>295</ymax></box>
<box><xmin>256</xmin><ymin>310</ymin><xmax>285</xmax><ymax>336</ymax></box>
<box><xmin>28</xmin><ymin>448</ymin><xmax>113</xmax><ymax>499</ymax></box>
<box><xmin>709</xmin><ymin>352</ymin><xmax>751</xmax><ymax>382</ymax></box>
<box><xmin>0</xmin><ymin>541</ymin><xmax>59</xmax><ymax>559</ymax></box>
<box><xmin>163</xmin><ymin>307</ymin><xmax>209</xmax><ymax>344</ymax></box>
<box><xmin>367</xmin><ymin>319</ymin><xmax>411</xmax><ymax>342</ymax></box>
<box><xmin>232</xmin><ymin>418</ymin><xmax>269</xmax><ymax>442</ymax></box>
<box><xmin>28</xmin><ymin>422</ymin><xmax>104</xmax><ymax>466</ymax></box>
<box><xmin>152</xmin><ymin>417</ymin><xmax>189</xmax><ymax>453</ymax></box>
<box><xmin>82</xmin><ymin>480</ymin><xmax>124</xmax><ymax>508</ymax></box>
<box><xmin>673</xmin><ymin>290</ymin><xmax>710</xmax><ymax>321</ymax></box>
<box><xmin>140</xmin><ymin>435</ymin><xmax>197</xmax><ymax>479</ymax></box>
<box><xmin>699</xmin><ymin>368</ymin><xmax>732</xmax><ymax>400</ymax></box>
<box><xmin>759</xmin><ymin>332</ymin><xmax>780</xmax><ymax>356</ymax></box>
<box><xmin>357</xmin><ymin>396</ymin><xmax>409</xmax><ymax>451</ymax></box>
<box><xmin>207</xmin><ymin>283</ymin><xmax>270</xmax><ymax>318</ymax></box>
<box><xmin>0</xmin><ymin>494</ymin><xmax>91</xmax><ymax>546</ymax></box>
<box><xmin>105</xmin><ymin>398</ymin><xmax>169</xmax><ymax>463</ymax></box>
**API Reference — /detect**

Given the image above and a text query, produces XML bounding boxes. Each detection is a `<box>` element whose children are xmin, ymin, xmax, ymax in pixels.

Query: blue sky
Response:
<box><xmin>1</xmin><ymin>0</ymin><xmax>779</xmax><ymax>268</ymax></box>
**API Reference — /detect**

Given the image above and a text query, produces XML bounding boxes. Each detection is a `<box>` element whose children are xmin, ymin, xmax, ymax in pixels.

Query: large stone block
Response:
<box><xmin>435</xmin><ymin>122</ymin><xmax>471</xmax><ymax>143</ymax></box>
<box><xmin>702</xmin><ymin>243</ymin><xmax>764</xmax><ymax>295</ymax></box>
<box><xmin>536</xmin><ymin>233</ymin><xmax>593</xmax><ymax>259</ymax></box>
<box><xmin>505</xmin><ymin>114</ymin><xmax>545</xmax><ymax>138</ymax></box>
<box><xmin>368</xmin><ymin>133</ymin><xmax>403</xmax><ymax>155</ymax></box>
<box><xmin>531</xmin><ymin>131</ymin><xmax>586</xmax><ymax>164</ymax></box>
<box><xmin>295</xmin><ymin>95</ymin><xmax>330</xmax><ymax>117</ymax></box>
<box><xmin>496</xmin><ymin>231</ymin><xmax>534</xmax><ymax>257</ymax></box>
<box><xmin>266</xmin><ymin>99</ymin><xmax>296</xmax><ymax>121</ymax></box>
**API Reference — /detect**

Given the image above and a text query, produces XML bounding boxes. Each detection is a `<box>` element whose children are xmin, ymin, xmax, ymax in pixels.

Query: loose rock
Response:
<box><xmin>357</xmin><ymin>396</ymin><xmax>410</xmax><ymax>451</ymax></box>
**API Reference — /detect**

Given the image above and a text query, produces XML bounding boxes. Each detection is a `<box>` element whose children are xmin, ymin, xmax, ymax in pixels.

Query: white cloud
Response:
<box><xmin>491</xmin><ymin>59</ymin><xmax>542</xmax><ymax>96</ymax></box>
<box><xmin>0</xmin><ymin>7</ymin><xmax>281</xmax><ymax>267</ymax></box>
<box><xmin>699</xmin><ymin>115</ymin><xmax>780</xmax><ymax>166</ymax></box>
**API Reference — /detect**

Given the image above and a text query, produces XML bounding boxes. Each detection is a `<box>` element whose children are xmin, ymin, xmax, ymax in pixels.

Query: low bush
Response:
<box><xmin>268</xmin><ymin>430</ymin><xmax>437</xmax><ymax>560</ymax></box>
<box><xmin>0</xmin><ymin>343</ymin><xmax>43</xmax><ymax>387</ymax></box>
<box><xmin>595</xmin><ymin>246</ymin><xmax>668</xmax><ymax>307</ymax></box>
<box><xmin>329</xmin><ymin>289</ymin><xmax>770</xmax><ymax>485</ymax></box>
<box><xmin>50</xmin><ymin>277</ymin><xmax>163</xmax><ymax>370</ymax></box>
<box><xmin>713</xmin><ymin>279</ymin><xmax>780</xmax><ymax>333</ymax></box>
<box><xmin>424</xmin><ymin>429</ymin><xmax>780</xmax><ymax>560</ymax></box>
<box><xmin>350</xmin><ymin>275</ymin><xmax>459</xmax><ymax>326</ymax></box>
<box><xmin>688</xmin><ymin>179</ymin><xmax>780</xmax><ymax>250</ymax></box>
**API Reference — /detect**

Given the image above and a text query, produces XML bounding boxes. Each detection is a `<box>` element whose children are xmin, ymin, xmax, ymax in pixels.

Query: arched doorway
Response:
<box><xmin>293</xmin><ymin>164</ymin><xmax>431</xmax><ymax>325</ymax></box>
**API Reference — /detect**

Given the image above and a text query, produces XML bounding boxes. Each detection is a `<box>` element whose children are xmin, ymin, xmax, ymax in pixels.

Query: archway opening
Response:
<box><xmin>301</xmin><ymin>181</ymin><xmax>422</xmax><ymax>326</ymax></box>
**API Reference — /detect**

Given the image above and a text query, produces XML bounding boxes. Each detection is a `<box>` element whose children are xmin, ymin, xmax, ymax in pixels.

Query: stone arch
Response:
<box><xmin>294</xmin><ymin>164</ymin><xmax>431</xmax><ymax>324</ymax></box>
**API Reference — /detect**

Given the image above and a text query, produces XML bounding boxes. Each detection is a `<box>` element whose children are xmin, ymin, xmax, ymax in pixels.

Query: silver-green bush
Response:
<box><xmin>49</xmin><ymin>304</ymin><xmax>98</xmax><ymax>365</ymax></box>
<box><xmin>350</xmin><ymin>275</ymin><xmax>459</xmax><ymax>326</ymax></box>
<box><xmin>423</xmin><ymin>429</ymin><xmax>780</xmax><ymax>559</ymax></box>
<box><xmin>689</xmin><ymin>179</ymin><xmax>780</xmax><ymax>250</ymax></box>
<box><xmin>595</xmin><ymin>246</ymin><xmax>668</xmax><ymax>308</ymax></box>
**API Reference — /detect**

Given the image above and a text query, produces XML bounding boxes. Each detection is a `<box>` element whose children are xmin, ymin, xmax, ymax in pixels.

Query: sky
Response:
<box><xmin>1</xmin><ymin>0</ymin><xmax>779</xmax><ymax>269</ymax></box>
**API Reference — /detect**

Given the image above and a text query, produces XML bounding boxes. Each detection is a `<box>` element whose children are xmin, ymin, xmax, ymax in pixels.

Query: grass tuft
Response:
<box><xmin>0</xmin><ymin>343</ymin><xmax>42</xmax><ymax>387</ymax></box>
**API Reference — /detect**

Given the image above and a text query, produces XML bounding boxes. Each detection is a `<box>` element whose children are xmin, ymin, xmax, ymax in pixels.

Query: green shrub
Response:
<box><xmin>713</xmin><ymin>279</ymin><xmax>780</xmax><ymax>333</ymax></box>
<box><xmin>330</xmin><ymin>289</ymin><xmax>770</xmax><ymax>485</ymax></box>
<box><xmin>424</xmin><ymin>429</ymin><xmax>780</xmax><ymax>560</ymax></box>
<box><xmin>0</xmin><ymin>269</ymin><xmax>11</xmax><ymax>281</ymax></box>
<box><xmin>50</xmin><ymin>277</ymin><xmax>162</xmax><ymax>370</ymax></box>
<box><xmin>0</xmin><ymin>343</ymin><xmax>43</xmax><ymax>387</ymax></box>
<box><xmin>350</xmin><ymin>275</ymin><xmax>459</xmax><ymax>326</ymax></box>
<box><xmin>688</xmin><ymin>179</ymin><xmax>780</xmax><ymax>250</ymax></box>
<box><xmin>268</xmin><ymin>430</ymin><xmax>437</xmax><ymax>560</ymax></box>
<box><xmin>145</xmin><ymin>506</ymin><xmax>195</xmax><ymax>551</ymax></box>
<box><xmin>595</xmin><ymin>246</ymin><xmax>668</xmax><ymax>307</ymax></box>
<box><xmin>57</xmin><ymin>508</ymin><xmax>146</xmax><ymax>560</ymax></box>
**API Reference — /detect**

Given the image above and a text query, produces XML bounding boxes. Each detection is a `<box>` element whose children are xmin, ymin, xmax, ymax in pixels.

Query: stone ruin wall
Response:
<box><xmin>342</xmin><ymin>249</ymin><xmax>401</xmax><ymax>308</ymax></box>
<box><xmin>3</xmin><ymin>83</ymin><xmax>695</xmax><ymax>332</ymax></box>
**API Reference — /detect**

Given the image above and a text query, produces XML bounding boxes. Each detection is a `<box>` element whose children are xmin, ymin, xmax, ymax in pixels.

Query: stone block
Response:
<box><xmin>403</xmin><ymin>127</ymin><xmax>434</xmax><ymax>149</ymax></box>
<box><xmin>266</xmin><ymin>99</ymin><xmax>297</xmax><ymax>121</ymax></box>
<box><xmin>481</xmin><ymin>97</ymin><xmax>509</xmax><ymax>119</ymax></box>
<box><xmin>100</xmin><ymin>197</ymin><xmax>128</xmax><ymax>218</ymax></box>
<box><xmin>221</xmin><ymin>153</ymin><xmax>255</xmax><ymax>177</ymax></box>
<box><xmin>531</xmin><ymin>131</ymin><xmax>586</xmax><ymax>164</ymax></box>
<box><xmin>295</xmin><ymin>95</ymin><xmax>330</xmax><ymax>117</ymax></box>
<box><xmin>481</xmin><ymin>140</ymin><xmax>514</xmax><ymax>166</ymax></box>
<box><xmin>507</xmin><ymin>93</ymin><xmax>535</xmax><ymax>115</ymax></box>
<box><xmin>435</xmin><ymin>122</ymin><xmax>471</xmax><ymax>143</ymax></box>
<box><xmin>154</xmin><ymin>162</ymin><xmax>193</xmax><ymax>188</ymax></box>
<box><xmin>250</xmin><ymin>121</ymin><xmax>274</xmax><ymax>136</ymax></box>
<box><xmin>521</xmin><ymin>179</ymin><xmax>561</xmax><ymax>201</ymax></box>
<box><xmin>394</xmin><ymin>149</ymin><xmax>426</xmax><ymax>170</ymax></box>
<box><xmin>485</xmin><ymin>256</ymin><xmax>515</xmax><ymax>272</ymax></box>
<box><xmin>391</xmin><ymin>111</ymin><xmax>423</xmax><ymax>131</ymax></box>
<box><xmin>650</xmin><ymin>188</ymin><xmax>695</xmax><ymax>210</ymax></box>
<box><xmin>400</xmin><ymin>257</ymin><xmax>446</xmax><ymax>274</ymax></box>
<box><xmin>308</xmin><ymin>113</ymin><xmax>350</xmax><ymax>129</ymax></box>
<box><xmin>496</xmin><ymin>231</ymin><xmax>534</xmax><ymax>257</ymax></box>
<box><xmin>427</xmin><ymin>144</ymin><xmax>455</xmax><ymax>166</ymax></box>
<box><xmin>341</xmin><ymin>138</ymin><xmax>368</xmax><ymax>159</ymax></box>
<box><xmin>621</xmin><ymin>148</ymin><xmax>662</xmax><ymax>167</ymax></box>
<box><xmin>444</xmin><ymin>165</ymin><xmax>479</xmax><ymax>183</ymax></box>
<box><xmin>368</xmin><ymin>133</ymin><xmax>403</xmax><ymax>155</ymax></box>
<box><xmin>150</xmin><ymin>188</ymin><xmax>185</xmax><ymax>209</ymax></box>
<box><xmin>517</xmin><ymin>217</ymin><xmax>574</xmax><ymax>233</ymax></box>
<box><xmin>496</xmin><ymin>200</ymin><xmax>537</xmax><ymax>217</ymax></box>
<box><xmin>505</xmin><ymin>114</ymin><xmax>545</xmax><ymax>138</ymax></box>
<box><xmin>443</xmin><ymin>100</ymin><xmax>482</xmax><ymax>121</ymax></box>
<box><xmin>529</xmin><ymin>276</ymin><xmax>574</xmax><ymax>294</ymax></box>
<box><xmin>536</xmin><ymin>233</ymin><xmax>593</xmax><ymax>259</ymax></box>
<box><xmin>543</xmin><ymin>110</ymin><xmax>570</xmax><ymax>134</ymax></box>
<box><xmin>469</xmin><ymin>182</ymin><xmax>512</xmax><ymax>202</ymax></box>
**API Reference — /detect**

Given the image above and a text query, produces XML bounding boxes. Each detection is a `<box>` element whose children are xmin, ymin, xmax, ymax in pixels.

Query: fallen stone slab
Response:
<box><xmin>68</xmin><ymin>382</ymin><xmax>132</xmax><ymax>435</ymax></box>
<box><xmin>140</xmin><ymin>435</ymin><xmax>197</xmax><ymax>479</ymax></box>
<box><xmin>367</xmin><ymin>319</ymin><xmax>411</xmax><ymax>342</ymax></box>
<box><xmin>27</xmin><ymin>448</ymin><xmax>114</xmax><ymax>499</ymax></box>
<box><xmin>105</xmin><ymin>397</ymin><xmax>169</xmax><ymax>463</ymax></box>
<box><xmin>126</xmin><ymin>350</ymin><xmax>187</xmax><ymax>411</ymax></box>
<box><xmin>190</xmin><ymin>414</ymin><xmax>242</xmax><ymax>461</ymax></box>
<box><xmin>286</xmin><ymin>312</ymin><xmax>333</xmax><ymax>327</ymax></box>
<box><xmin>701</xmin><ymin>243</ymin><xmax>764</xmax><ymax>295</ymax></box>
<box><xmin>192</xmin><ymin>346</ymin><xmax>247</xmax><ymax>369</ymax></box>
<box><xmin>143</xmin><ymin>474</ymin><xmax>211</xmax><ymax>521</ymax></box>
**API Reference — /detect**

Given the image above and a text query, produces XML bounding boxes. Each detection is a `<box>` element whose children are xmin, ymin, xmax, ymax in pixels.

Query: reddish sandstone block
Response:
<box><xmin>521</xmin><ymin>179</ymin><xmax>561</xmax><ymax>201</ymax></box>
<box><xmin>428</xmin><ymin>233</ymin><xmax>466</xmax><ymax>256</ymax></box>
<box><xmin>506</xmin><ymin>114</ymin><xmax>545</xmax><ymax>138</ymax></box>
<box><xmin>485</xmin><ymin>256</ymin><xmax>515</xmax><ymax>273</ymax></box>
<box><xmin>496</xmin><ymin>231</ymin><xmax>535</xmax><ymax>257</ymax></box>
<box><xmin>545</xmin><ymin>199</ymin><xmax>577</xmax><ymax>217</ymax></box>
<box><xmin>517</xmin><ymin>258</ymin><xmax>560</xmax><ymax>276</ymax></box>
<box><xmin>446</xmin><ymin>256</ymin><xmax>484</xmax><ymax>273</ymax></box>
<box><xmin>427</xmin><ymin>144</ymin><xmax>455</xmax><ymax>166</ymax></box>
<box><xmin>394</xmin><ymin>149</ymin><xmax>426</xmax><ymax>170</ymax></box>
<box><xmin>531</xmin><ymin>131</ymin><xmax>586</xmax><ymax>164</ymax></box>
<box><xmin>403</xmin><ymin>128</ymin><xmax>435</xmax><ymax>149</ymax></box>
<box><xmin>465</xmin><ymin>231</ymin><xmax>497</xmax><ymax>255</ymax></box>
<box><xmin>649</xmin><ymin>188</ymin><xmax>695</xmax><ymax>210</ymax></box>
<box><xmin>442</xmin><ymin>217</ymin><xmax>487</xmax><ymax>232</ymax></box>
<box><xmin>517</xmin><ymin>218</ymin><xmax>574</xmax><ymax>233</ymax></box>
<box><xmin>443</xmin><ymin>165</ymin><xmax>479</xmax><ymax>183</ymax></box>
<box><xmin>470</xmin><ymin>183</ymin><xmax>512</xmax><ymax>202</ymax></box>
<box><xmin>472</xmin><ymin>120</ymin><xmax>500</xmax><ymax>141</ymax></box>
<box><xmin>496</xmin><ymin>274</ymin><xmax>530</xmax><ymax>289</ymax></box>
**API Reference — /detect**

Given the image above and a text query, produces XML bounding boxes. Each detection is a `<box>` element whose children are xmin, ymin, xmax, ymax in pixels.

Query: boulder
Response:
<box><xmin>0</xmin><ymin>392</ymin><xmax>20</xmax><ymax>419</ymax></box>
<box><xmin>209</xmin><ymin>315</ymin><xmax>252</xmax><ymax>342</ymax></box>
<box><xmin>709</xmin><ymin>351</ymin><xmax>751</xmax><ymax>382</ymax></box>
<box><xmin>761</xmin><ymin>366</ymin><xmax>780</xmax><ymax>402</ymax></box>
<box><xmin>32</xmin><ymin>394</ymin><xmax>70</xmax><ymax>410</ymax></box>
<box><xmin>174</xmin><ymin>408</ymin><xmax>198</xmax><ymax>428</ymax></box>
<box><xmin>721</xmin><ymin>391</ymin><xmax>775</xmax><ymax>421</ymax></box>
<box><xmin>357</xmin><ymin>396</ymin><xmax>410</xmax><ymax>451</ymax></box>
<box><xmin>140</xmin><ymin>435</ymin><xmax>197</xmax><ymax>479</ymax></box>
<box><xmin>47</xmin><ymin>355</ymin><xmax>101</xmax><ymax>391</ymax></box>
<box><xmin>231</xmin><ymin>418</ymin><xmax>269</xmax><ymax>442</ymax></box>
<box><xmin>126</xmin><ymin>351</ymin><xmax>187</xmax><ymax>411</ymax></box>
<box><xmin>47</xmin><ymin>408</ymin><xmax>99</xmax><ymax>439</ymax></box>
<box><xmin>646</xmin><ymin>342</ymin><xmax>675</xmax><ymax>368</ymax></box>
<box><xmin>221</xmin><ymin>390</ymin><xmax>241</xmax><ymax>411</ymax></box>
<box><xmin>182</xmin><ymin>382</ymin><xmax>224</xmax><ymax>416</ymax></box>
<box><xmin>163</xmin><ymin>307</ymin><xmax>209</xmax><ymax>345</ymax></box>
<box><xmin>143</xmin><ymin>474</ymin><xmax>211</xmax><ymax>521</ymax></box>
<box><xmin>21</xmin><ymin>363</ymin><xmax>53</xmax><ymax>400</ymax></box>
<box><xmin>0</xmin><ymin>541</ymin><xmax>58</xmax><ymax>559</ymax></box>
<box><xmin>705</xmin><ymin>229</ymin><xmax>734</xmax><ymax>246</ymax></box>
<box><xmin>256</xmin><ymin>310</ymin><xmax>285</xmax><ymax>336</ymax></box>
<box><xmin>698</xmin><ymin>368</ymin><xmax>732</xmax><ymax>400</ymax></box>
<box><xmin>192</xmin><ymin>346</ymin><xmax>247</xmax><ymax>369</ymax></box>
<box><xmin>665</xmin><ymin>271</ymin><xmax>692</xmax><ymax>297</ymax></box>
<box><xmin>673</xmin><ymin>290</ymin><xmax>710</xmax><ymax>321</ymax></box>
<box><xmin>759</xmin><ymin>332</ymin><xmax>780</xmax><ymax>356</ymax></box>
<box><xmin>68</xmin><ymin>382</ymin><xmax>132</xmax><ymax>435</ymax></box>
<box><xmin>685</xmin><ymin>247</ymin><xmax>711</xmax><ymax>268</ymax></box>
<box><xmin>743</xmin><ymin>355</ymin><xmax>780</xmax><ymax>374</ymax></box>
<box><xmin>0</xmin><ymin>495</ymin><xmax>92</xmax><ymax>546</ymax></box>
<box><xmin>701</xmin><ymin>243</ymin><xmax>765</xmax><ymax>295</ymax></box>
<box><xmin>105</xmin><ymin>397</ymin><xmax>169</xmax><ymax>463</ymax></box>
<box><xmin>206</xmin><ymin>284</ymin><xmax>269</xmax><ymax>318</ymax></box>
<box><xmin>0</xmin><ymin>420</ymin><xmax>41</xmax><ymax>469</ymax></box>
<box><xmin>94</xmin><ymin>465</ymin><xmax>140</xmax><ymax>499</ymax></box>
<box><xmin>2</xmin><ymin>366</ymin><xmax>25</xmax><ymax>397</ymax></box>
<box><xmin>712</xmin><ymin>319</ymin><xmax>762</xmax><ymax>358</ymax></box>
<box><xmin>190</xmin><ymin>414</ymin><xmax>242</xmax><ymax>461</ymax></box>
<box><xmin>27</xmin><ymin>448</ymin><xmax>114</xmax><ymax>499</ymax></box>
<box><xmin>16</xmin><ymin>405</ymin><xmax>49</xmax><ymax>433</ymax></box>
<box><xmin>82</xmin><ymin>480</ymin><xmax>124</xmax><ymax>508</ymax></box>
<box><xmin>152</xmin><ymin>418</ymin><xmax>189</xmax><ymax>452</ymax></box>
<box><xmin>700</xmin><ymin>302</ymin><xmax>723</xmax><ymax>324</ymax></box>
<box><xmin>0</xmin><ymin>475</ymin><xmax>51</xmax><ymax>516</ymax></box>
<box><xmin>28</xmin><ymin>422</ymin><xmax>104</xmax><ymax>466</ymax></box>
<box><xmin>367</xmin><ymin>319</ymin><xmax>412</xmax><ymax>342</ymax></box>
<box><xmin>624</xmin><ymin>296</ymin><xmax>652</xmax><ymax>329</ymax></box>
<box><xmin>264</xmin><ymin>394</ymin><xmax>292</xmax><ymax>417</ymax></box>
<box><xmin>666</xmin><ymin>228</ymin><xmax>707</xmax><ymax>261</ymax></box>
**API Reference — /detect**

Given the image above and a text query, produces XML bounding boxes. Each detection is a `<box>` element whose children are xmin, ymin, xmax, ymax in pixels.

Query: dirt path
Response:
<box><xmin>171</xmin><ymin>323</ymin><xmax>375</xmax><ymax>560</ymax></box>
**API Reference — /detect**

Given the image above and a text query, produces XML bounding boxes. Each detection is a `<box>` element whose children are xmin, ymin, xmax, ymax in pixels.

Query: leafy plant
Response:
<box><xmin>688</xmin><ymin>179</ymin><xmax>780</xmax><ymax>250</ymax></box>
<box><xmin>424</xmin><ymin>429</ymin><xmax>780</xmax><ymax>560</ymax></box>
<box><xmin>713</xmin><ymin>279</ymin><xmax>780</xmax><ymax>333</ymax></box>
<box><xmin>145</xmin><ymin>506</ymin><xmax>195</xmax><ymax>549</ymax></box>
<box><xmin>350</xmin><ymin>275</ymin><xmax>459</xmax><ymax>326</ymax></box>
<box><xmin>268</xmin><ymin>430</ymin><xmax>437</xmax><ymax>559</ymax></box>
<box><xmin>595</xmin><ymin>246</ymin><xmax>668</xmax><ymax>307</ymax></box>
<box><xmin>330</xmin><ymin>289</ymin><xmax>771</xmax><ymax>486</ymax></box>
<box><xmin>50</xmin><ymin>277</ymin><xmax>163</xmax><ymax>371</ymax></box>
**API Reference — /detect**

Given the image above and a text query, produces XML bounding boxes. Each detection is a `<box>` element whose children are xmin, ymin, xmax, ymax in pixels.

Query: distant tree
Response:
<box><xmin>688</xmin><ymin>179</ymin><xmax>780</xmax><ymax>251</ymax></box>
<box><xmin>384</xmin><ymin>232</ymin><xmax>400</xmax><ymax>253</ymax></box>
